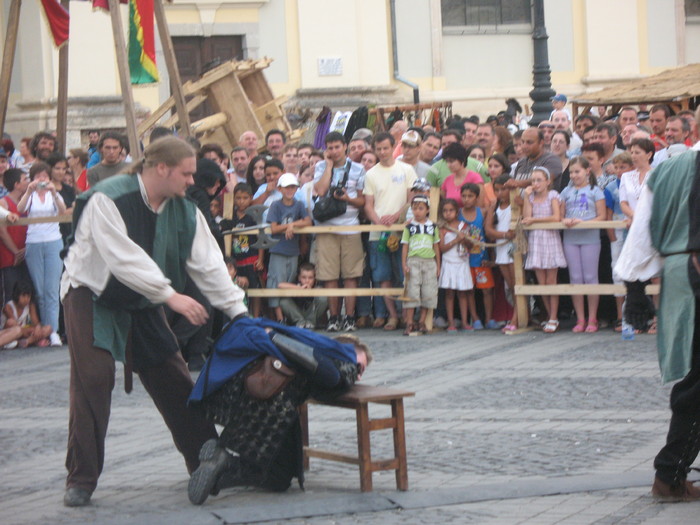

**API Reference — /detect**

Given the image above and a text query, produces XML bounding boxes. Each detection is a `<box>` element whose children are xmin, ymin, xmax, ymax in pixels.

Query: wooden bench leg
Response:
<box><xmin>355</xmin><ymin>402</ymin><xmax>372</xmax><ymax>492</ymax></box>
<box><xmin>391</xmin><ymin>399</ymin><xmax>409</xmax><ymax>491</ymax></box>
<box><xmin>299</xmin><ymin>403</ymin><xmax>309</xmax><ymax>471</ymax></box>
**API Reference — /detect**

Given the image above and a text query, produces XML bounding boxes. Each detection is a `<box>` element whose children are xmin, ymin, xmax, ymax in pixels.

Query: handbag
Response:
<box><xmin>312</xmin><ymin>159</ymin><xmax>351</xmax><ymax>223</ymax></box>
<box><xmin>244</xmin><ymin>355</ymin><xmax>296</xmax><ymax>400</ymax></box>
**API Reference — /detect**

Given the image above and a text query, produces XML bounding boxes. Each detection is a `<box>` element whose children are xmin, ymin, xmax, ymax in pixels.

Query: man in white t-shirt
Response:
<box><xmin>364</xmin><ymin>132</ymin><xmax>417</xmax><ymax>330</ymax></box>
<box><xmin>313</xmin><ymin>132</ymin><xmax>366</xmax><ymax>332</ymax></box>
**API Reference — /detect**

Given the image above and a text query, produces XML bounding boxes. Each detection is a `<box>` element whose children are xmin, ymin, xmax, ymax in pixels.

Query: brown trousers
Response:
<box><xmin>64</xmin><ymin>286</ymin><xmax>217</xmax><ymax>492</ymax></box>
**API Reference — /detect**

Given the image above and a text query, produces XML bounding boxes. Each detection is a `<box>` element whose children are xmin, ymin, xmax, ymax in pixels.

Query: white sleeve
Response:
<box><xmin>88</xmin><ymin>193</ymin><xmax>176</xmax><ymax>303</ymax></box>
<box><xmin>186</xmin><ymin>208</ymin><xmax>248</xmax><ymax>319</ymax></box>
<box><xmin>613</xmin><ymin>185</ymin><xmax>663</xmax><ymax>282</ymax></box>
<box><xmin>0</xmin><ymin>206</ymin><xmax>9</xmax><ymax>219</ymax></box>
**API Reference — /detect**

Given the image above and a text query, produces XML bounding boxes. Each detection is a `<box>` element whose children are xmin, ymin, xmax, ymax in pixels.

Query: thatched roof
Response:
<box><xmin>571</xmin><ymin>63</ymin><xmax>700</xmax><ymax>106</ymax></box>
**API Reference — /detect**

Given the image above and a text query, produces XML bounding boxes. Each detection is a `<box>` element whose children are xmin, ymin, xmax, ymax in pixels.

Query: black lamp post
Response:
<box><xmin>528</xmin><ymin>0</ymin><xmax>555</xmax><ymax>126</ymax></box>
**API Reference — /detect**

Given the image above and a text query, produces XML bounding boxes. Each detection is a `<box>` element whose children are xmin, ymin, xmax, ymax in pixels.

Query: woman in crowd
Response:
<box><xmin>550</xmin><ymin>130</ymin><xmax>571</xmax><ymax>191</ymax></box>
<box><xmin>67</xmin><ymin>148</ymin><xmax>88</xmax><ymax>193</ymax></box>
<box><xmin>46</xmin><ymin>153</ymin><xmax>76</xmax><ymax>243</ymax></box>
<box><xmin>246</xmin><ymin>155</ymin><xmax>267</xmax><ymax>195</ymax></box>
<box><xmin>16</xmin><ymin>162</ymin><xmax>65</xmax><ymax>346</ymax></box>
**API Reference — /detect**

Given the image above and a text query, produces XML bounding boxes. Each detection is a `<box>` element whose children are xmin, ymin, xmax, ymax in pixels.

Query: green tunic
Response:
<box><xmin>647</xmin><ymin>150</ymin><xmax>697</xmax><ymax>383</ymax></box>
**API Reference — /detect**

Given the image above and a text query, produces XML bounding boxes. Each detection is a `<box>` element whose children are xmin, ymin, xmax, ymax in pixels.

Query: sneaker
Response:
<box><xmin>4</xmin><ymin>340</ymin><xmax>17</xmax><ymax>349</ymax></box>
<box><xmin>342</xmin><ymin>316</ymin><xmax>357</xmax><ymax>332</ymax></box>
<box><xmin>49</xmin><ymin>332</ymin><xmax>62</xmax><ymax>347</ymax></box>
<box><xmin>485</xmin><ymin>319</ymin><xmax>499</xmax><ymax>330</ymax></box>
<box><xmin>326</xmin><ymin>316</ymin><xmax>342</xmax><ymax>332</ymax></box>
<box><xmin>433</xmin><ymin>316</ymin><xmax>448</xmax><ymax>328</ymax></box>
<box><xmin>64</xmin><ymin>487</ymin><xmax>92</xmax><ymax>507</ymax></box>
<box><xmin>472</xmin><ymin>320</ymin><xmax>484</xmax><ymax>330</ymax></box>
<box><xmin>188</xmin><ymin>439</ymin><xmax>235</xmax><ymax>505</ymax></box>
<box><xmin>304</xmin><ymin>321</ymin><xmax>315</xmax><ymax>329</ymax></box>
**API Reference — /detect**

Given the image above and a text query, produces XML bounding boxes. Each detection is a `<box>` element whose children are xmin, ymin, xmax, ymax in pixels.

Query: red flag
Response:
<box><xmin>39</xmin><ymin>0</ymin><xmax>70</xmax><ymax>47</ymax></box>
<box><xmin>92</xmin><ymin>0</ymin><xmax>128</xmax><ymax>11</ymax></box>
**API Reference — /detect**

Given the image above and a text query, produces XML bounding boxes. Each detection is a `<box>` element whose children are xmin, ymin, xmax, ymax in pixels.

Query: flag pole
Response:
<box><xmin>153</xmin><ymin>0</ymin><xmax>191</xmax><ymax>138</ymax></box>
<box><xmin>108</xmin><ymin>0</ymin><xmax>141</xmax><ymax>161</ymax></box>
<box><xmin>56</xmin><ymin>0</ymin><xmax>70</xmax><ymax>154</ymax></box>
<box><xmin>0</xmin><ymin>0</ymin><xmax>22</xmax><ymax>138</ymax></box>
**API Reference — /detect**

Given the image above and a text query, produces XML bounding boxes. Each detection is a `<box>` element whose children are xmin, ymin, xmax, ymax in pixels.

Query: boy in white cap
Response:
<box><xmin>266</xmin><ymin>173</ymin><xmax>312</xmax><ymax>322</ymax></box>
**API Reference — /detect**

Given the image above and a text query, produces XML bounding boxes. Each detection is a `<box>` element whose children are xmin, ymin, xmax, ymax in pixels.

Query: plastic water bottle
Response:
<box><xmin>621</xmin><ymin>320</ymin><xmax>635</xmax><ymax>341</ymax></box>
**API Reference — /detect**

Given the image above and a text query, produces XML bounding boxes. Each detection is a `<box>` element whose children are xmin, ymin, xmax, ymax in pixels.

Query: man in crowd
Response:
<box><xmin>552</xmin><ymin>109</ymin><xmax>582</xmax><ymax>154</ymax></box>
<box><xmin>649</xmin><ymin>104</ymin><xmax>671</xmax><ymax>151</ymax></box>
<box><xmin>0</xmin><ymin>149</ymin><xmax>9</xmax><ymax>198</ymax></box>
<box><xmin>537</xmin><ymin>120</ymin><xmax>555</xmax><ymax>151</ymax></box>
<box><xmin>30</xmin><ymin>132</ymin><xmax>59</xmax><ymax>163</ymax></box>
<box><xmin>420</xmin><ymin>132</ymin><xmax>441</xmax><ymax>165</ymax></box>
<box><xmin>617</xmin><ymin>107</ymin><xmax>638</xmax><ymax>129</ymax></box>
<box><xmin>476</xmin><ymin>123</ymin><xmax>495</xmax><ymax>159</ymax></box>
<box><xmin>398</xmin><ymin>131</ymin><xmax>430</xmax><ymax>180</ymax></box>
<box><xmin>238</xmin><ymin>130</ymin><xmax>259</xmax><ymax>158</ymax></box>
<box><xmin>364</xmin><ymin>132</ymin><xmax>416</xmax><ymax>330</ymax></box>
<box><xmin>652</xmin><ymin>116</ymin><xmax>691</xmax><ymax>167</ymax></box>
<box><xmin>265</xmin><ymin>129</ymin><xmax>286</xmax><ymax>160</ymax></box>
<box><xmin>61</xmin><ymin>136</ymin><xmax>247</xmax><ymax>507</ymax></box>
<box><xmin>462</xmin><ymin>118</ymin><xmax>478</xmax><ymax>148</ymax></box>
<box><xmin>621</xmin><ymin>123</ymin><xmax>640</xmax><ymax>150</ymax></box>
<box><xmin>507</xmin><ymin>128</ymin><xmax>563</xmax><ymax>190</ymax></box>
<box><xmin>86</xmin><ymin>131</ymin><xmax>129</xmax><ymax>187</ymax></box>
<box><xmin>594</xmin><ymin>122</ymin><xmax>624</xmax><ymax>176</ymax></box>
<box><xmin>347</xmin><ymin>137</ymin><xmax>368</xmax><ymax>163</ymax></box>
<box><xmin>282</xmin><ymin>144</ymin><xmax>299</xmax><ymax>174</ymax></box>
<box><xmin>228</xmin><ymin>146</ymin><xmax>249</xmax><ymax>186</ymax></box>
<box><xmin>313</xmin><ymin>131</ymin><xmax>365</xmax><ymax>332</ymax></box>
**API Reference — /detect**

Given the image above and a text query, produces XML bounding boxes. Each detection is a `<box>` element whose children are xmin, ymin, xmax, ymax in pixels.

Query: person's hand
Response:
<box><xmin>521</xmin><ymin>217</ymin><xmax>533</xmax><ymax>225</ymax></box>
<box><xmin>13</xmin><ymin>248</ymin><xmax>25</xmax><ymax>265</ymax></box>
<box><xmin>166</xmin><ymin>293</ymin><xmax>208</xmax><ymax>326</ymax></box>
<box><xmin>285</xmin><ymin>223</ymin><xmax>295</xmax><ymax>240</ymax></box>
<box><xmin>27</xmin><ymin>180</ymin><xmax>40</xmax><ymax>193</ymax></box>
<box><xmin>505</xmin><ymin>230</ymin><xmax>515</xmax><ymax>240</ymax></box>
<box><xmin>623</xmin><ymin>281</ymin><xmax>655</xmax><ymax>331</ymax></box>
<box><xmin>219</xmin><ymin>218</ymin><xmax>234</xmax><ymax>232</ymax></box>
<box><xmin>523</xmin><ymin>186</ymin><xmax>533</xmax><ymax>196</ymax></box>
<box><xmin>403</xmin><ymin>264</ymin><xmax>409</xmax><ymax>275</ymax></box>
<box><xmin>5</xmin><ymin>213</ymin><xmax>18</xmax><ymax>223</ymax></box>
<box><xmin>379</xmin><ymin>214</ymin><xmax>395</xmax><ymax>226</ymax></box>
<box><xmin>503</xmin><ymin>179</ymin><xmax>517</xmax><ymax>189</ymax></box>
<box><xmin>324</xmin><ymin>149</ymin><xmax>334</xmax><ymax>163</ymax></box>
<box><xmin>235</xmin><ymin>276</ymin><xmax>249</xmax><ymax>290</ymax></box>
<box><xmin>46</xmin><ymin>182</ymin><xmax>57</xmax><ymax>194</ymax></box>
<box><xmin>563</xmin><ymin>218</ymin><xmax>579</xmax><ymax>228</ymax></box>
<box><xmin>254</xmin><ymin>258</ymin><xmax>264</xmax><ymax>271</ymax></box>
<box><xmin>436</xmin><ymin>265</ymin><xmax>441</xmax><ymax>278</ymax></box>
<box><xmin>624</xmin><ymin>218</ymin><xmax>632</xmax><ymax>229</ymax></box>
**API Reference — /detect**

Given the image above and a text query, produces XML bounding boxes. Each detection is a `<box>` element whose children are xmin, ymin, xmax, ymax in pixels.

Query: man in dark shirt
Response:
<box><xmin>506</xmin><ymin>128</ymin><xmax>563</xmax><ymax>191</ymax></box>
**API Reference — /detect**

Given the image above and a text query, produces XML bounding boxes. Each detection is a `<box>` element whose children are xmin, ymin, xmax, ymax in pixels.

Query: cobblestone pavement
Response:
<box><xmin>1</xmin><ymin>327</ymin><xmax>699</xmax><ymax>524</ymax></box>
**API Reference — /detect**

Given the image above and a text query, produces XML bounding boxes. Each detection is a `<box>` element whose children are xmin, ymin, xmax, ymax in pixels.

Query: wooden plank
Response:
<box><xmin>369</xmin><ymin>458</ymin><xmax>400</xmax><ymax>472</ymax></box>
<box><xmin>153</xmin><ymin>0</ymin><xmax>191</xmax><ymax>138</ymax></box>
<box><xmin>247</xmin><ymin>288</ymin><xmax>404</xmax><ymax>298</ymax></box>
<box><xmin>136</xmin><ymin>96</ymin><xmax>176</xmax><ymax>136</ymax></box>
<box><xmin>311</xmin><ymin>384</ymin><xmax>415</xmax><ymax>405</ymax></box>
<box><xmin>190</xmin><ymin>112</ymin><xmax>228</xmax><ymax>134</ymax></box>
<box><xmin>304</xmin><ymin>448</ymin><xmax>360</xmax><ymax>465</ymax></box>
<box><xmin>521</xmin><ymin>220</ymin><xmax>627</xmax><ymax>230</ymax></box>
<box><xmin>0</xmin><ymin>0</ymin><xmax>21</xmax><ymax>137</ymax></box>
<box><xmin>356</xmin><ymin>403</ymin><xmax>373</xmax><ymax>492</ymax></box>
<box><xmin>240</xmin><ymin>70</ymin><xmax>275</xmax><ymax>107</ymax></box>
<box><xmin>56</xmin><ymin>0</ymin><xmax>70</xmax><ymax>154</ymax></box>
<box><xmin>515</xmin><ymin>284</ymin><xmax>660</xmax><ymax>295</ymax></box>
<box><xmin>207</xmin><ymin>72</ymin><xmax>259</xmax><ymax>147</ymax></box>
<box><xmin>160</xmin><ymin>94</ymin><xmax>208</xmax><ymax>129</ymax></box>
<box><xmin>223</xmin><ymin>191</ymin><xmax>234</xmax><ymax>258</ymax></box>
<box><xmin>367</xmin><ymin>417</ymin><xmax>397</xmax><ymax>431</ymax></box>
<box><xmin>108</xmin><ymin>0</ymin><xmax>141</xmax><ymax>161</ymax></box>
<box><xmin>1</xmin><ymin>215</ymin><xmax>72</xmax><ymax>226</ymax></box>
<box><xmin>392</xmin><ymin>399</ymin><xmax>408</xmax><ymax>490</ymax></box>
<box><xmin>510</xmin><ymin>189</ymin><xmax>529</xmax><ymax>329</ymax></box>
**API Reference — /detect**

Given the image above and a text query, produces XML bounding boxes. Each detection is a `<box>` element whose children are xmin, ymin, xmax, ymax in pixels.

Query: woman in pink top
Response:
<box><xmin>440</xmin><ymin>143</ymin><xmax>484</xmax><ymax>202</ymax></box>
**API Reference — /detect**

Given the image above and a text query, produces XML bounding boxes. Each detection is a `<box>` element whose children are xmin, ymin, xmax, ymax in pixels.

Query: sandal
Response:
<box><xmin>585</xmin><ymin>320</ymin><xmax>599</xmax><ymax>333</ymax></box>
<box><xmin>403</xmin><ymin>323</ymin><xmax>414</xmax><ymax>336</ymax></box>
<box><xmin>446</xmin><ymin>326</ymin><xmax>458</xmax><ymax>334</ymax></box>
<box><xmin>417</xmin><ymin>322</ymin><xmax>428</xmax><ymax>334</ymax></box>
<box><xmin>647</xmin><ymin>316</ymin><xmax>658</xmax><ymax>335</ymax></box>
<box><xmin>614</xmin><ymin>320</ymin><xmax>623</xmax><ymax>333</ymax></box>
<box><xmin>372</xmin><ymin>317</ymin><xmax>386</xmax><ymax>329</ymax></box>
<box><xmin>384</xmin><ymin>317</ymin><xmax>399</xmax><ymax>331</ymax></box>
<box><xmin>572</xmin><ymin>321</ymin><xmax>586</xmax><ymax>333</ymax></box>
<box><xmin>543</xmin><ymin>320</ymin><xmax>559</xmax><ymax>333</ymax></box>
<box><xmin>502</xmin><ymin>323</ymin><xmax>517</xmax><ymax>333</ymax></box>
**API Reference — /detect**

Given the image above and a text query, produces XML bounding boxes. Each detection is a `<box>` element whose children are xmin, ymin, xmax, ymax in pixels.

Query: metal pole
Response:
<box><xmin>56</xmin><ymin>0</ymin><xmax>70</xmax><ymax>154</ymax></box>
<box><xmin>528</xmin><ymin>0</ymin><xmax>555</xmax><ymax>126</ymax></box>
<box><xmin>0</xmin><ymin>0</ymin><xmax>22</xmax><ymax>138</ymax></box>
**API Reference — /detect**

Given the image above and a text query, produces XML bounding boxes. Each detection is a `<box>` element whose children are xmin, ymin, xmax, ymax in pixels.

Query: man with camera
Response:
<box><xmin>313</xmin><ymin>132</ymin><xmax>365</xmax><ymax>332</ymax></box>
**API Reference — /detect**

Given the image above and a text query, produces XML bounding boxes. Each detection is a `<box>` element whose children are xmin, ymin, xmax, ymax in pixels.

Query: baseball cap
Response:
<box><xmin>401</xmin><ymin>130</ymin><xmax>422</xmax><ymax>147</ymax></box>
<box><xmin>411</xmin><ymin>195</ymin><xmax>430</xmax><ymax>208</ymax></box>
<box><xmin>551</xmin><ymin>94</ymin><xmax>567</xmax><ymax>103</ymax></box>
<box><xmin>277</xmin><ymin>172</ymin><xmax>299</xmax><ymax>188</ymax></box>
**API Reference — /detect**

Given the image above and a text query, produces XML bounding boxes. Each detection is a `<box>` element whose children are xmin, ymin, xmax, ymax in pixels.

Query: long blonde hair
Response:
<box><xmin>130</xmin><ymin>136</ymin><xmax>195</xmax><ymax>174</ymax></box>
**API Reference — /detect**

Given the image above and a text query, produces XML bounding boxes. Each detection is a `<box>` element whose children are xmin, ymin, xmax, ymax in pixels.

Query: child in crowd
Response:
<box><xmin>459</xmin><ymin>183</ymin><xmax>498</xmax><ymax>330</ymax></box>
<box><xmin>225</xmin><ymin>257</ymin><xmax>249</xmax><ymax>308</ymax></box>
<box><xmin>440</xmin><ymin>143</ymin><xmax>483</xmax><ymax>203</ymax></box>
<box><xmin>252</xmin><ymin>158</ymin><xmax>284</xmax><ymax>209</ymax></box>
<box><xmin>522</xmin><ymin>167</ymin><xmax>567</xmax><ymax>333</ymax></box>
<box><xmin>485</xmin><ymin>174</ymin><xmax>519</xmax><ymax>332</ymax></box>
<box><xmin>230</xmin><ymin>183</ymin><xmax>264</xmax><ymax>317</ymax></box>
<box><xmin>559</xmin><ymin>157</ymin><xmax>606</xmax><ymax>333</ymax></box>
<box><xmin>438</xmin><ymin>198</ymin><xmax>473</xmax><ymax>332</ymax></box>
<box><xmin>401</xmin><ymin>195</ymin><xmax>441</xmax><ymax>335</ymax></box>
<box><xmin>605</xmin><ymin>152</ymin><xmax>633</xmax><ymax>331</ymax></box>
<box><xmin>209</xmin><ymin>198</ymin><xmax>223</xmax><ymax>225</ymax></box>
<box><xmin>1</xmin><ymin>281</ymin><xmax>52</xmax><ymax>348</ymax></box>
<box><xmin>266</xmin><ymin>173</ymin><xmax>312</xmax><ymax>323</ymax></box>
<box><xmin>279</xmin><ymin>262</ymin><xmax>328</xmax><ymax>329</ymax></box>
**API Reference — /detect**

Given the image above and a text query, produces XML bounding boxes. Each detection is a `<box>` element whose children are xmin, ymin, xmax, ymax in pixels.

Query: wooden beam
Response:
<box><xmin>0</xmin><ymin>0</ymin><xmax>21</xmax><ymax>137</ymax></box>
<box><xmin>247</xmin><ymin>288</ymin><xmax>405</xmax><ymax>298</ymax></box>
<box><xmin>511</xmin><ymin>189</ymin><xmax>529</xmax><ymax>329</ymax></box>
<box><xmin>521</xmin><ymin>221</ymin><xmax>627</xmax><ymax>230</ymax></box>
<box><xmin>56</xmin><ymin>0</ymin><xmax>70</xmax><ymax>154</ymax></box>
<box><xmin>190</xmin><ymin>112</ymin><xmax>228</xmax><ymax>135</ymax></box>
<box><xmin>160</xmin><ymin>94</ymin><xmax>207</xmax><ymax>129</ymax></box>
<box><xmin>108</xmin><ymin>0</ymin><xmax>141</xmax><ymax>161</ymax></box>
<box><xmin>515</xmin><ymin>284</ymin><xmax>660</xmax><ymax>295</ymax></box>
<box><xmin>152</xmin><ymin>0</ymin><xmax>191</xmax><ymax>137</ymax></box>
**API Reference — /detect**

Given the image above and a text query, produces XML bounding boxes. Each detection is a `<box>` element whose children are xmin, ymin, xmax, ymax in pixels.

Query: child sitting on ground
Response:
<box><xmin>401</xmin><ymin>195</ymin><xmax>441</xmax><ymax>335</ymax></box>
<box><xmin>1</xmin><ymin>281</ymin><xmax>52</xmax><ymax>348</ymax></box>
<box><xmin>279</xmin><ymin>262</ymin><xmax>329</xmax><ymax>329</ymax></box>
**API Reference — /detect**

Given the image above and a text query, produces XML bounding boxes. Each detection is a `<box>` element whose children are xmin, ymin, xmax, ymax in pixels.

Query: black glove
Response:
<box><xmin>623</xmin><ymin>281</ymin><xmax>655</xmax><ymax>331</ymax></box>
<box><xmin>219</xmin><ymin>219</ymin><xmax>235</xmax><ymax>232</ymax></box>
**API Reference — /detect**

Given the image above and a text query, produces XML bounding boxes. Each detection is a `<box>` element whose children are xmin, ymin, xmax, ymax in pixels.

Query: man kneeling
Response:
<box><xmin>187</xmin><ymin>317</ymin><xmax>371</xmax><ymax>504</ymax></box>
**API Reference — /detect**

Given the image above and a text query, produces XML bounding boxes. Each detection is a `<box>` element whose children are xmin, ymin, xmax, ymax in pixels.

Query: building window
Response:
<box><xmin>441</xmin><ymin>0</ymin><xmax>532</xmax><ymax>32</ymax></box>
<box><xmin>687</xmin><ymin>0</ymin><xmax>700</xmax><ymax>22</ymax></box>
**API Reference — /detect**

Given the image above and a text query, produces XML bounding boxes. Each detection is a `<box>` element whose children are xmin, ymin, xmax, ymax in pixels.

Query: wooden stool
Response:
<box><xmin>299</xmin><ymin>384</ymin><xmax>415</xmax><ymax>492</ymax></box>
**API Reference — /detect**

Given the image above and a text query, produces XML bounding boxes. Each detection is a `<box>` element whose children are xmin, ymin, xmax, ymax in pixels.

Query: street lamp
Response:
<box><xmin>528</xmin><ymin>0</ymin><xmax>555</xmax><ymax>126</ymax></box>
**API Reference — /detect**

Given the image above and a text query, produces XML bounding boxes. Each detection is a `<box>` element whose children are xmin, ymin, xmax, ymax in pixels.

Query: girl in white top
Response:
<box><xmin>438</xmin><ymin>199</ymin><xmax>473</xmax><ymax>332</ymax></box>
<box><xmin>485</xmin><ymin>174</ymin><xmax>518</xmax><ymax>332</ymax></box>
<box><xmin>17</xmin><ymin>161</ymin><xmax>66</xmax><ymax>346</ymax></box>
<box><xmin>1</xmin><ymin>280</ymin><xmax>52</xmax><ymax>348</ymax></box>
